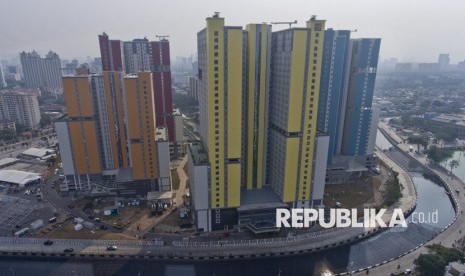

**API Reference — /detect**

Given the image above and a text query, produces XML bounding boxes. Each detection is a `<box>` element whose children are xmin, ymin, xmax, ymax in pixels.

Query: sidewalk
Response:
<box><xmin>376</xmin><ymin>148</ymin><xmax>417</xmax><ymax>216</ymax></box>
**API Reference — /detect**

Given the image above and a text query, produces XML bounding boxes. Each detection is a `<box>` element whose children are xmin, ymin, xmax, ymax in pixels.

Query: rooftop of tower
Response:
<box><xmin>188</xmin><ymin>142</ymin><xmax>209</xmax><ymax>166</ymax></box>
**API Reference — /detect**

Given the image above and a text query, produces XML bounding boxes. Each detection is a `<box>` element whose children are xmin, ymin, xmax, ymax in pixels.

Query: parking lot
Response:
<box><xmin>0</xmin><ymin>188</ymin><xmax>55</xmax><ymax>236</ymax></box>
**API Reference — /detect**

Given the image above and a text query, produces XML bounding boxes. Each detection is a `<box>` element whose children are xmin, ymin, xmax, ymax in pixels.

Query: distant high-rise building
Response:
<box><xmin>341</xmin><ymin>38</ymin><xmax>381</xmax><ymax>156</ymax></box>
<box><xmin>317</xmin><ymin>29</ymin><xmax>351</xmax><ymax>164</ymax></box>
<box><xmin>395</xmin><ymin>63</ymin><xmax>413</xmax><ymax>72</ymax></box>
<box><xmin>123</xmin><ymin>38</ymin><xmax>152</xmax><ymax>73</ymax></box>
<box><xmin>3</xmin><ymin>66</ymin><xmax>21</xmax><ymax>82</ymax></box>
<box><xmin>98</xmin><ymin>33</ymin><xmax>175</xmax><ymax>142</ymax></box>
<box><xmin>458</xmin><ymin>60</ymin><xmax>465</xmax><ymax>71</ymax></box>
<box><xmin>0</xmin><ymin>65</ymin><xmax>6</xmax><ymax>87</ymax></box>
<box><xmin>42</xmin><ymin>51</ymin><xmax>62</xmax><ymax>89</ymax></box>
<box><xmin>20</xmin><ymin>50</ymin><xmax>62</xmax><ymax>91</ymax></box>
<box><xmin>91</xmin><ymin>57</ymin><xmax>102</xmax><ymax>74</ymax></box>
<box><xmin>438</xmin><ymin>53</ymin><xmax>450</xmax><ymax>71</ymax></box>
<box><xmin>418</xmin><ymin>63</ymin><xmax>440</xmax><ymax>72</ymax></box>
<box><xmin>188</xmin><ymin>76</ymin><xmax>199</xmax><ymax>102</ymax></box>
<box><xmin>0</xmin><ymin>90</ymin><xmax>41</xmax><ymax>128</ymax></box>
<box><xmin>55</xmin><ymin>71</ymin><xmax>170</xmax><ymax>192</ymax></box>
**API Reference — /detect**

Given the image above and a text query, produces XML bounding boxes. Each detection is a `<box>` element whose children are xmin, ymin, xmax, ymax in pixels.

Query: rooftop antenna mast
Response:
<box><xmin>271</xmin><ymin>20</ymin><xmax>297</xmax><ymax>29</ymax></box>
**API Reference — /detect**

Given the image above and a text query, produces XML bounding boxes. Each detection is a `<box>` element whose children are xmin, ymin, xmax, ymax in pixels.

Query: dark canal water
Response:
<box><xmin>0</xmin><ymin>131</ymin><xmax>456</xmax><ymax>276</ymax></box>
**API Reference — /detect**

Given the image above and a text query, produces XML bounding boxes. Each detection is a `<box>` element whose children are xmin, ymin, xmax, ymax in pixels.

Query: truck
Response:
<box><xmin>14</xmin><ymin>227</ymin><xmax>29</xmax><ymax>237</ymax></box>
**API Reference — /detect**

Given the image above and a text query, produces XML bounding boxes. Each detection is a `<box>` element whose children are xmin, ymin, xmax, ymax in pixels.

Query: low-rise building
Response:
<box><xmin>21</xmin><ymin>148</ymin><xmax>55</xmax><ymax>160</ymax></box>
<box><xmin>445</xmin><ymin>261</ymin><xmax>465</xmax><ymax>276</ymax></box>
<box><xmin>0</xmin><ymin>121</ymin><xmax>16</xmax><ymax>131</ymax></box>
<box><xmin>0</xmin><ymin>169</ymin><xmax>41</xmax><ymax>189</ymax></box>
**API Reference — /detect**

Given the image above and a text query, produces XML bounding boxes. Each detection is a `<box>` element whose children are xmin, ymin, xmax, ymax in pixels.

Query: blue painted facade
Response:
<box><xmin>317</xmin><ymin>29</ymin><xmax>350</xmax><ymax>164</ymax></box>
<box><xmin>341</xmin><ymin>38</ymin><xmax>381</xmax><ymax>156</ymax></box>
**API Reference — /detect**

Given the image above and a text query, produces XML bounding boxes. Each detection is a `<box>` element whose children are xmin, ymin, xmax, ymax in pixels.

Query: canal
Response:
<box><xmin>0</xmin><ymin>130</ymin><xmax>456</xmax><ymax>276</ymax></box>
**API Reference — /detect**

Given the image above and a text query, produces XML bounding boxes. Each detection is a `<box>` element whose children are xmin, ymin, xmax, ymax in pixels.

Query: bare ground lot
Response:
<box><xmin>32</xmin><ymin>220</ymin><xmax>136</xmax><ymax>240</ymax></box>
<box><xmin>323</xmin><ymin>163</ymin><xmax>391</xmax><ymax>209</ymax></box>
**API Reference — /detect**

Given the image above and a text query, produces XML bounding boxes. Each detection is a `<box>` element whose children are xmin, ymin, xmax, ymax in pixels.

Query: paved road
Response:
<box><xmin>353</xmin><ymin>123</ymin><xmax>463</xmax><ymax>275</ymax></box>
<box><xmin>174</xmin><ymin>155</ymin><xmax>188</xmax><ymax>208</ymax></box>
<box><xmin>0</xmin><ymin>133</ymin><xmax>57</xmax><ymax>160</ymax></box>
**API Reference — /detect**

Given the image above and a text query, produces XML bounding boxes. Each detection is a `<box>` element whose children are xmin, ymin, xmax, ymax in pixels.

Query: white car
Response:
<box><xmin>106</xmin><ymin>245</ymin><xmax>118</xmax><ymax>251</ymax></box>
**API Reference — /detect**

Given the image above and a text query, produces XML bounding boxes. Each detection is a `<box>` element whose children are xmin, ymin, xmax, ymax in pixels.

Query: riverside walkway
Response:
<box><xmin>353</xmin><ymin>123</ymin><xmax>463</xmax><ymax>275</ymax></box>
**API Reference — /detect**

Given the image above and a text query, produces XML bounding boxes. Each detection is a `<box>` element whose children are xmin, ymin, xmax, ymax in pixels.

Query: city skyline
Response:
<box><xmin>1</xmin><ymin>0</ymin><xmax>464</xmax><ymax>63</ymax></box>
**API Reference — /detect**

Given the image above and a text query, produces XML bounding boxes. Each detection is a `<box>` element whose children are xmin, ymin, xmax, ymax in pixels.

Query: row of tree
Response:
<box><xmin>415</xmin><ymin>244</ymin><xmax>464</xmax><ymax>276</ymax></box>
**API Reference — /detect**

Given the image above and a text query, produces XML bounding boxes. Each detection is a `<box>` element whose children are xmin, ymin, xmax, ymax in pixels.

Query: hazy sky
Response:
<box><xmin>1</xmin><ymin>0</ymin><xmax>464</xmax><ymax>63</ymax></box>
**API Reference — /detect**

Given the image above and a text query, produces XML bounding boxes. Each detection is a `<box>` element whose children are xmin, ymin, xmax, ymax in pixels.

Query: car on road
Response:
<box><xmin>93</xmin><ymin>217</ymin><xmax>101</xmax><ymax>222</ymax></box>
<box><xmin>43</xmin><ymin>240</ymin><xmax>53</xmax><ymax>246</ymax></box>
<box><xmin>100</xmin><ymin>225</ymin><xmax>108</xmax><ymax>230</ymax></box>
<box><xmin>63</xmin><ymin>248</ymin><xmax>74</xmax><ymax>253</ymax></box>
<box><xmin>106</xmin><ymin>245</ymin><xmax>117</xmax><ymax>251</ymax></box>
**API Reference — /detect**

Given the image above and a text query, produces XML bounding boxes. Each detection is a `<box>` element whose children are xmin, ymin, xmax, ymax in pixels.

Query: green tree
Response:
<box><xmin>15</xmin><ymin>124</ymin><xmax>29</xmax><ymax>135</ymax></box>
<box><xmin>0</xmin><ymin>129</ymin><xmax>17</xmax><ymax>141</ymax></box>
<box><xmin>425</xmin><ymin>146</ymin><xmax>453</xmax><ymax>163</ymax></box>
<box><xmin>40</xmin><ymin>113</ymin><xmax>52</xmax><ymax>128</ymax></box>
<box><xmin>416</xmin><ymin>244</ymin><xmax>464</xmax><ymax>276</ymax></box>
<box><xmin>449</xmin><ymin>159</ymin><xmax>459</xmax><ymax>175</ymax></box>
<box><xmin>408</xmin><ymin>135</ymin><xmax>428</xmax><ymax>152</ymax></box>
<box><xmin>385</xmin><ymin>171</ymin><xmax>402</xmax><ymax>206</ymax></box>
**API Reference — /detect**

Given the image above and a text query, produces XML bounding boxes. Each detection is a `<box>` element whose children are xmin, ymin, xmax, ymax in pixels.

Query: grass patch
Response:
<box><xmin>384</xmin><ymin>170</ymin><xmax>402</xmax><ymax>206</ymax></box>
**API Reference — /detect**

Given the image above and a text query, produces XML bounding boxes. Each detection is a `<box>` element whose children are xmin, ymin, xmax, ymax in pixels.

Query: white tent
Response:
<box><xmin>0</xmin><ymin>170</ymin><xmax>41</xmax><ymax>188</ymax></box>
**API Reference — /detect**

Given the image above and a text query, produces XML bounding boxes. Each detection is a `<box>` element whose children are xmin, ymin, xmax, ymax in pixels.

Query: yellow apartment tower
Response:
<box><xmin>189</xmin><ymin>14</ymin><xmax>329</xmax><ymax>232</ymax></box>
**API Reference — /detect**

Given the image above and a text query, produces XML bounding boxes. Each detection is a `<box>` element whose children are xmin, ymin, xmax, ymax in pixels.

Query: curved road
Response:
<box><xmin>353</xmin><ymin>123</ymin><xmax>464</xmax><ymax>275</ymax></box>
